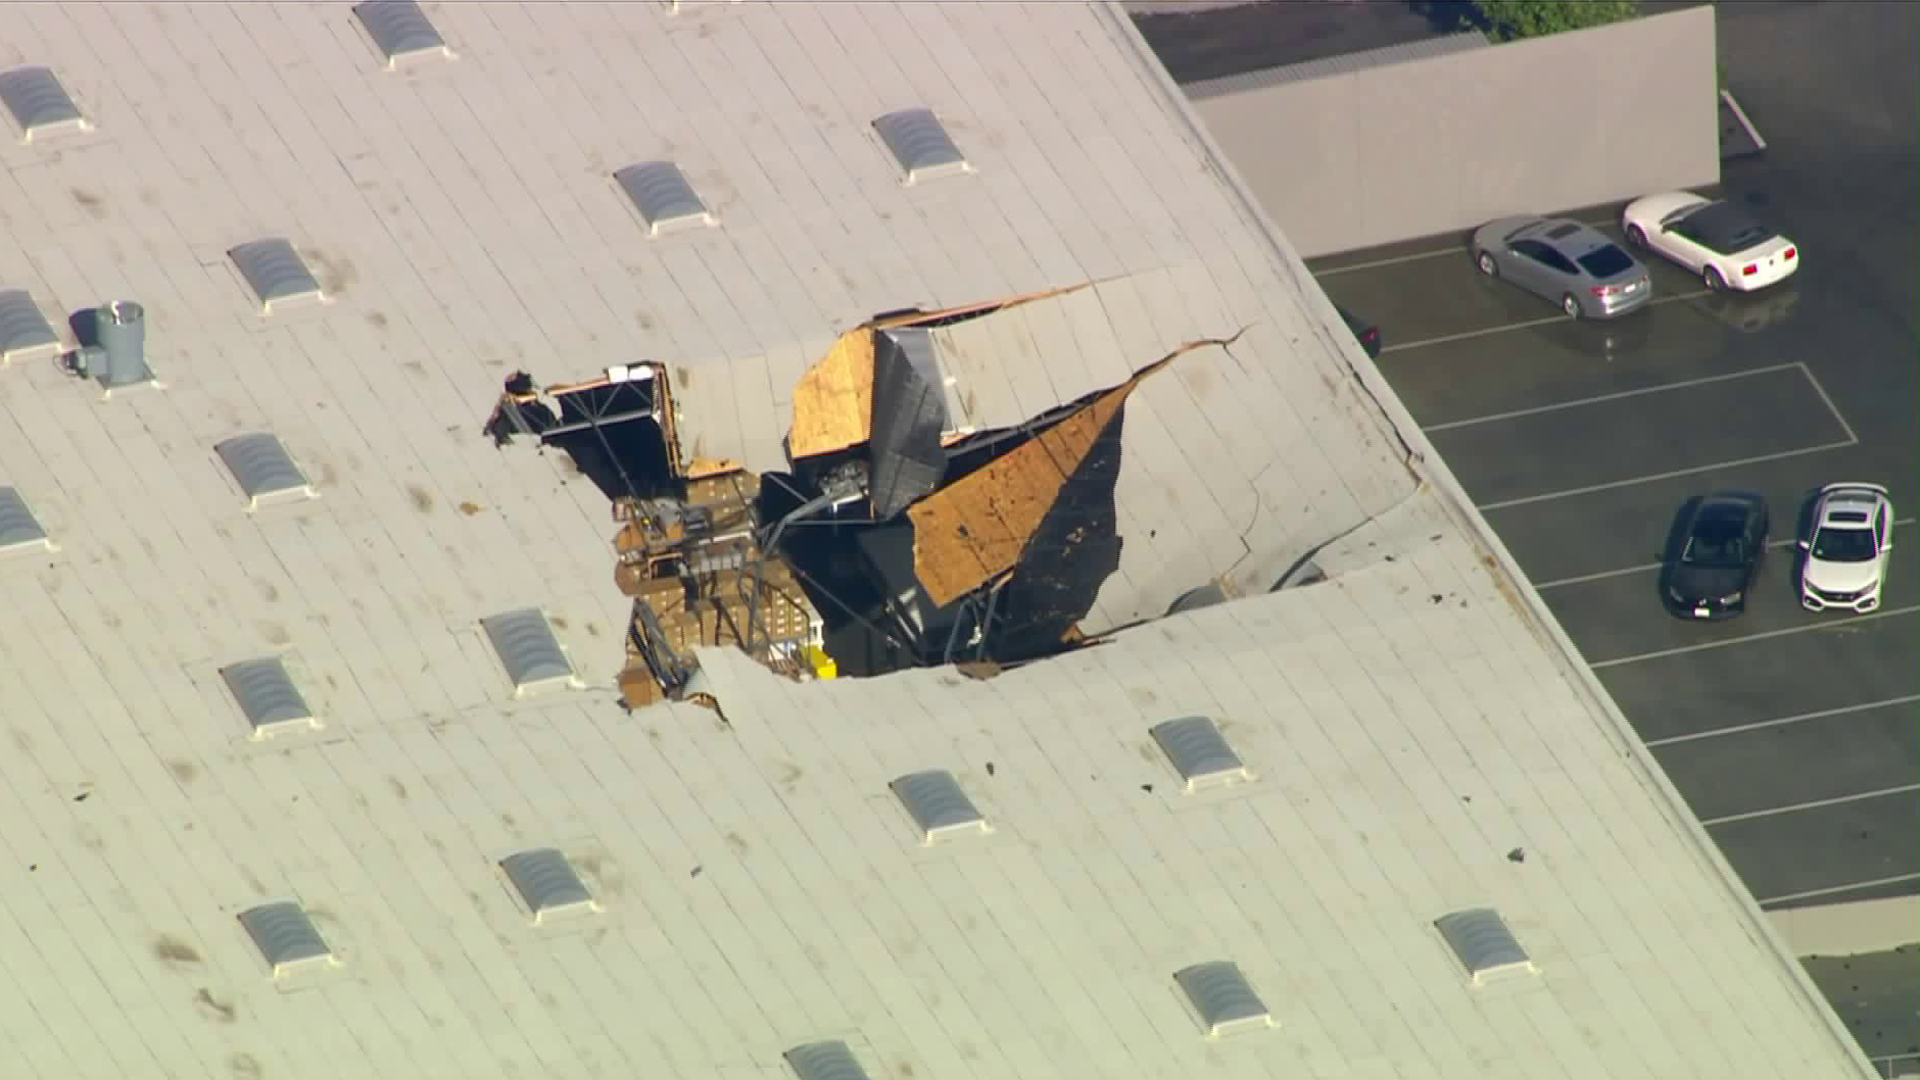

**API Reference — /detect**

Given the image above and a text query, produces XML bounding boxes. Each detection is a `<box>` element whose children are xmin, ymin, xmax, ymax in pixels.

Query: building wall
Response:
<box><xmin>1190</xmin><ymin>5</ymin><xmax>1721</xmax><ymax>257</ymax></box>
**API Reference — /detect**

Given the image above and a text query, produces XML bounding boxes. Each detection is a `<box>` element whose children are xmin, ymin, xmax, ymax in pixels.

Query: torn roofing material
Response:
<box><xmin>867</xmin><ymin>327</ymin><xmax>950</xmax><ymax>519</ymax></box>
<box><xmin>906</xmin><ymin>343</ymin><xmax>1195</xmax><ymax>608</ymax></box>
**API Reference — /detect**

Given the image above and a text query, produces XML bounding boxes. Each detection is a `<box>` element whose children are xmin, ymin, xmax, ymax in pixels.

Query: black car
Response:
<box><xmin>1336</xmin><ymin>305</ymin><xmax>1382</xmax><ymax>358</ymax></box>
<box><xmin>1664</xmin><ymin>491</ymin><xmax>1769</xmax><ymax>620</ymax></box>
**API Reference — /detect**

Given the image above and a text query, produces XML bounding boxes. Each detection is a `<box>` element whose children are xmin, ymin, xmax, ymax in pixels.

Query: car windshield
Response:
<box><xmin>1811</xmin><ymin>526</ymin><xmax>1877</xmax><ymax>562</ymax></box>
<box><xmin>1577</xmin><ymin>244</ymin><xmax>1634</xmax><ymax>278</ymax></box>
<box><xmin>1682</xmin><ymin>517</ymin><xmax>1747</xmax><ymax>566</ymax></box>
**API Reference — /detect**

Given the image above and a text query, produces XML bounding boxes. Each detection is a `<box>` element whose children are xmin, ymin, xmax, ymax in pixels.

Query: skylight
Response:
<box><xmin>872</xmin><ymin>108</ymin><xmax>972</xmax><ymax>185</ymax></box>
<box><xmin>221</xmin><ymin>656</ymin><xmax>320</xmax><ymax>739</ymax></box>
<box><xmin>891</xmin><ymin>769</ymin><xmax>989</xmax><ymax>844</ymax></box>
<box><xmin>1174</xmin><ymin>961</ymin><xmax>1273</xmax><ymax>1038</ymax></box>
<box><xmin>1434</xmin><ymin>908</ymin><xmax>1539</xmax><ymax>986</ymax></box>
<box><xmin>500</xmin><ymin>849</ymin><xmax>599</xmax><ymax>924</ymax></box>
<box><xmin>481</xmin><ymin>608</ymin><xmax>576</xmax><ymax>696</ymax></box>
<box><xmin>237</xmin><ymin>901</ymin><xmax>337</xmax><ymax>978</ymax></box>
<box><xmin>1150</xmin><ymin>716</ymin><xmax>1251</xmax><ymax>792</ymax></box>
<box><xmin>0</xmin><ymin>289</ymin><xmax>60</xmax><ymax>364</ymax></box>
<box><xmin>216</xmin><ymin>433</ymin><xmax>318</xmax><ymax>511</ymax></box>
<box><xmin>228</xmin><ymin>238</ymin><xmax>327</xmax><ymax>315</ymax></box>
<box><xmin>0</xmin><ymin>66</ymin><xmax>90</xmax><ymax>143</ymax></box>
<box><xmin>353</xmin><ymin>0</ymin><xmax>456</xmax><ymax>69</ymax></box>
<box><xmin>614</xmin><ymin>161</ymin><xmax>716</xmax><ymax>237</ymax></box>
<box><xmin>0</xmin><ymin>487</ymin><xmax>54</xmax><ymax>556</ymax></box>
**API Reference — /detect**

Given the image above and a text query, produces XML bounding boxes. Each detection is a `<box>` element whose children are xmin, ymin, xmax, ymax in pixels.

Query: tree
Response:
<box><xmin>1462</xmin><ymin>0</ymin><xmax>1640</xmax><ymax>43</ymax></box>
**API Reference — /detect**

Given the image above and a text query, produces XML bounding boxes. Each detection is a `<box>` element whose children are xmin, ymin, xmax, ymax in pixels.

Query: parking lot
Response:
<box><xmin>1314</xmin><ymin>181</ymin><xmax>1920</xmax><ymax>916</ymax></box>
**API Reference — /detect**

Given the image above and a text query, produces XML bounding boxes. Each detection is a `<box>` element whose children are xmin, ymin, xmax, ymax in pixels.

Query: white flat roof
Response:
<box><xmin>0</xmin><ymin>2</ymin><xmax>1871</xmax><ymax>1078</ymax></box>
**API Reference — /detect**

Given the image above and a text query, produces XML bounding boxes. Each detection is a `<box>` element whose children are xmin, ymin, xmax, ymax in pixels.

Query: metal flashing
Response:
<box><xmin>873</xmin><ymin>107</ymin><xmax>971</xmax><ymax>185</ymax></box>
<box><xmin>221</xmin><ymin>656</ymin><xmax>320</xmax><ymax>739</ymax></box>
<box><xmin>1435</xmin><ymin>908</ymin><xmax>1539</xmax><ymax>986</ymax></box>
<box><xmin>0</xmin><ymin>290</ymin><xmax>60</xmax><ymax>364</ymax></box>
<box><xmin>353</xmin><ymin>0</ymin><xmax>456</xmax><ymax>69</ymax></box>
<box><xmin>216</xmin><ymin>433</ymin><xmax>317</xmax><ymax>511</ymax></box>
<box><xmin>237</xmin><ymin>901</ymin><xmax>336</xmax><ymax>978</ymax></box>
<box><xmin>499</xmin><ymin>848</ymin><xmax>598</xmax><ymax>924</ymax></box>
<box><xmin>891</xmin><ymin>769</ymin><xmax>989</xmax><ymax>843</ymax></box>
<box><xmin>0</xmin><ymin>66</ymin><xmax>89</xmax><ymax>143</ymax></box>
<box><xmin>1150</xmin><ymin>715</ymin><xmax>1250</xmax><ymax>792</ymax></box>
<box><xmin>614</xmin><ymin>161</ymin><xmax>716</xmax><ymax>237</ymax></box>
<box><xmin>228</xmin><ymin>238</ymin><xmax>327</xmax><ymax>315</ymax></box>
<box><xmin>1174</xmin><ymin>961</ymin><xmax>1272</xmax><ymax>1038</ymax></box>
<box><xmin>481</xmin><ymin>608</ymin><xmax>576</xmax><ymax>696</ymax></box>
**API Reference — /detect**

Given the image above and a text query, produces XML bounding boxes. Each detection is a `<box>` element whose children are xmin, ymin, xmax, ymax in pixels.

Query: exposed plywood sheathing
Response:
<box><xmin>787</xmin><ymin>328</ymin><xmax>876</xmax><ymax>460</ymax></box>
<box><xmin>907</xmin><ymin>345</ymin><xmax>1192</xmax><ymax>607</ymax></box>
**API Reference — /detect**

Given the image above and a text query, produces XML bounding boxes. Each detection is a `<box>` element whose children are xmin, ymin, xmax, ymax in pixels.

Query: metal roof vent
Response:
<box><xmin>237</xmin><ymin>901</ymin><xmax>337</xmax><ymax>978</ymax></box>
<box><xmin>353</xmin><ymin>0</ymin><xmax>456</xmax><ymax>70</ymax></box>
<box><xmin>0</xmin><ymin>289</ymin><xmax>60</xmax><ymax>365</ymax></box>
<box><xmin>500</xmin><ymin>849</ymin><xmax>599</xmax><ymax>924</ymax></box>
<box><xmin>1435</xmin><ymin>908</ymin><xmax>1538</xmax><ymax>985</ymax></box>
<box><xmin>613</xmin><ymin>161</ymin><xmax>715</xmax><ymax>237</ymax></box>
<box><xmin>216</xmin><ymin>433</ymin><xmax>317</xmax><ymax>511</ymax></box>
<box><xmin>872</xmin><ymin>108</ymin><xmax>971</xmax><ymax>185</ymax></box>
<box><xmin>0</xmin><ymin>66</ymin><xmax>90</xmax><ymax>143</ymax></box>
<box><xmin>785</xmin><ymin>1040</ymin><xmax>874</xmax><ymax>1080</ymax></box>
<box><xmin>0</xmin><ymin>487</ymin><xmax>55</xmax><ymax>556</ymax></box>
<box><xmin>891</xmin><ymin>769</ymin><xmax>989</xmax><ymax>844</ymax></box>
<box><xmin>1175</xmin><ymin>961</ymin><xmax>1273</xmax><ymax>1038</ymax></box>
<box><xmin>228</xmin><ymin>238</ymin><xmax>327</xmax><ymax>315</ymax></box>
<box><xmin>221</xmin><ymin>657</ymin><xmax>319</xmax><ymax>739</ymax></box>
<box><xmin>1150</xmin><ymin>716</ymin><xmax>1251</xmax><ymax>792</ymax></box>
<box><xmin>482</xmin><ymin>608</ymin><xmax>576</xmax><ymax>696</ymax></box>
<box><xmin>94</xmin><ymin>300</ymin><xmax>152</xmax><ymax>389</ymax></box>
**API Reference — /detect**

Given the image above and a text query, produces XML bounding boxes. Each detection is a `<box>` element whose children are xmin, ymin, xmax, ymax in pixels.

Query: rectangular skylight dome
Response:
<box><xmin>1175</xmin><ymin>961</ymin><xmax>1273</xmax><ymax>1038</ymax></box>
<box><xmin>482</xmin><ymin>608</ymin><xmax>576</xmax><ymax>696</ymax></box>
<box><xmin>1150</xmin><ymin>715</ymin><xmax>1251</xmax><ymax>792</ymax></box>
<box><xmin>500</xmin><ymin>848</ymin><xmax>599</xmax><ymax>924</ymax></box>
<box><xmin>1435</xmin><ymin>908</ymin><xmax>1539</xmax><ymax>986</ymax></box>
<box><xmin>228</xmin><ymin>238</ymin><xmax>327</xmax><ymax>315</ymax></box>
<box><xmin>0</xmin><ymin>66</ymin><xmax>90</xmax><ymax>143</ymax></box>
<box><xmin>891</xmin><ymin>769</ymin><xmax>989</xmax><ymax>844</ymax></box>
<box><xmin>216</xmin><ymin>432</ymin><xmax>317</xmax><ymax>511</ymax></box>
<box><xmin>0</xmin><ymin>487</ymin><xmax>55</xmax><ymax>556</ymax></box>
<box><xmin>873</xmin><ymin>108</ymin><xmax>971</xmax><ymax>185</ymax></box>
<box><xmin>785</xmin><ymin>1040</ymin><xmax>874</xmax><ymax>1080</ymax></box>
<box><xmin>0</xmin><ymin>289</ymin><xmax>60</xmax><ymax>364</ymax></box>
<box><xmin>614</xmin><ymin>161</ymin><xmax>716</xmax><ymax>237</ymax></box>
<box><xmin>353</xmin><ymin>0</ymin><xmax>456</xmax><ymax>69</ymax></box>
<box><xmin>238</xmin><ymin>901</ymin><xmax>337</xmax><ymax>978</ymax></box>
<box><xmin>221</xmin><ymin>656</ymin><xmax>319</xmax><ymax>739</ymax></box>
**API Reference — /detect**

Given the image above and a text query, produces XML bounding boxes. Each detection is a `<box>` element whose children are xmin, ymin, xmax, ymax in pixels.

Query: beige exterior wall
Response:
<box><xmin>1191</xmin><ymin>5</ymin><xmax>1722</xmax><ymax>257</ymax></box>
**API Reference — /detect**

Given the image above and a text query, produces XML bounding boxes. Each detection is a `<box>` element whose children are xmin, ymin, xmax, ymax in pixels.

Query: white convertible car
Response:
<box><xmin>1620</xmin><ymin>191</ymin><xmax>1798</xmax><ymax>292</ymax></box>
<box><xmin>1799</xmin><ymin>483</ymin><xmax>1896</xmax><ymax>613</ymax></box>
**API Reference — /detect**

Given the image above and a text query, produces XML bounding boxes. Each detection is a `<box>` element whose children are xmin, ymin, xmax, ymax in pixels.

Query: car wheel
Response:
<box><xmin>1561</xmin><ymin>293</ymin><xmax>1582</xmax><ymax>319</ymax></box>
<box><xmin>1626</xmin><ymin>224</ymin><xmax>1646</xmax><ymax>248</ymax></box>
<box><xmin>1704</xmin><ymin>265</ymin><xmax>1725</xmax><ymax>291</ymax></box>
<box><xmin>1476</xmin><ymin>250</ymin><xmax>1498</xmax><ymax>277</ymax></box>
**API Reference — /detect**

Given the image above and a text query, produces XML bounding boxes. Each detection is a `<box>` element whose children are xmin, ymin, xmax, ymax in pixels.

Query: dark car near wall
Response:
<box><xmin>1663</xmin><ymin>491</ymin><xmax>1770</xmax><ymax>620</ymax></box>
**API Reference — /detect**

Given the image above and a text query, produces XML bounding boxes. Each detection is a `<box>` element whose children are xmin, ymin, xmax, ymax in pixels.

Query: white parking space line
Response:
<box><xmin>1380</xmin><ymin>289</ymin><xmax>1710</xmax><ymax>355</ymax></box>
<box><xmin>1701</xmin><ymin>783</ymin><xmax>1920</xmax><ymax>828</ymax></box>
<box><xmin>1426</xmin><ymin>363</ymin><xmax>1804</xmax><ymax>433</ymax></box>
<box><xmin>1480</xmin><ymin>441</ymin><xmax>1858</xmax><ymax>512</ymax></box>
<box><xmin>1589</xmin><ymin>604</ymin><xmax>1920</xmax><ymax>668</ymax></box>
<box><xmin>1646</xmin><ymin>694</ymin><xmax>1920</xmax><ymax>748</ymax></box>
<box><xmin>1760</xmin><ymin>871</ymin><xmax>1920</xmax><ymax>907</ymax></box>
<box><xmin>1536</xmin><ymin>518</ymin><xmax>1915</xmax><ymax>590</ymax></box>
<box><xmin>1315</xmin><ymin>217</ymin><xmax>1618</xmax><ymax>277</ymax></box>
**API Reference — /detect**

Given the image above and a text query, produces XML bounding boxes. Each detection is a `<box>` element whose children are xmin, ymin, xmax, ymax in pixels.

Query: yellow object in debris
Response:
<box><xmin>804</xmin><ymin>644</ymin><xmax>838</xmax><ymax>680</ymax></box>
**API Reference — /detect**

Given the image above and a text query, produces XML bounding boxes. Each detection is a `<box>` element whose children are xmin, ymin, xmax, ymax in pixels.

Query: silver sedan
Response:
<box><xmin>1471</xmin><ymin>216</ymin><xmax>1653</xmax><ymax>319</ymax></box>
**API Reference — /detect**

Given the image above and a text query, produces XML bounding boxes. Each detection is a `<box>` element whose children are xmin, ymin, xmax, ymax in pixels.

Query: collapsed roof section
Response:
<box><xmin>483</xmin><ymin>364</ymin><xmax>829</xmax><ymax>708</ymax></box>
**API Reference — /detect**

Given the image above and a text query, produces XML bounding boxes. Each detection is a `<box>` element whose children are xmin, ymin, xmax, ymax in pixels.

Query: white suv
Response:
<box><xmin>1799</xmin><ymin>483</ymin><xmax>1896</xmax><ymax>613</ymax></box>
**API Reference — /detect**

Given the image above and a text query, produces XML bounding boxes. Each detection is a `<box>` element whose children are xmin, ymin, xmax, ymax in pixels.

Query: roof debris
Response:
<box><xmin>483</xmin><ymin>287</ymin><xmax>1251</xmax><ymax>696</ymax></box>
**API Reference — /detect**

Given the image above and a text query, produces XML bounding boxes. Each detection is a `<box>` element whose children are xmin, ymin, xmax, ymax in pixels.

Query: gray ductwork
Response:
<box><xmin>96</xmin><ymin>300</ymin><xmax>149</xmax><ymax>386</ymax></box>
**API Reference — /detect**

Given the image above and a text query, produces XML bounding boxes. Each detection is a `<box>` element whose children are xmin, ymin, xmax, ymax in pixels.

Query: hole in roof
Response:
<box><xmin>873</xmin><ymin>108</ymin><xmax>971</xmax><ymax>185</ymax></box>
<box><xmin>0</xmin><ymin>289</ymin><xmax>60</xmax><ymax>364</ymax></box>
<box><xmin>1150</xmin><ymin>716</ymin><xmax>1250</xmax><ymax>792</ymax></box>
<box><xmin>482</xmin><ymin>608</ymin><xmax>576</xmax><ymax>696</ymax></box>
<box><xmin>0</xmin><ymin>487</ymin><xmax>55</xmax><ymax>557</ymax></box>
<box><xmin>221</xmin><ymin>657</ymin><xmax>319</xmax><ymax>739</ymax></box>
<box><xmin>1174</xmin><ymin>961</ymin><xmax>1272</xmax><ymax>1038</ymax></box>
<box><xmin>237</xmin><ymin>901</ymin><xmax>336</xmax><ymax>978</ymax></box>
<box><xmin>353</xmin><ymin>0</ymin><xmax>455</xmax><ymax>69</ymax></box>
<box><xmin>1434</xmin><ymin>908</ymin><xmax>1538</xmax><ymax>986</ymax></box>
<box><xmin>500</xmin><ymin>849</ymin><xmax>598</xmax><ymax>924</ymax></box>
<box><xmin>0</xmin><ymin>66</ymin><xmax>89</xmax><ymax>143</ymax></box>
<box><xmin>228</xmin><ymin>238</ymin><xmax>327</xmax><ymax>315</ymax></box>
<box><xmin>891</xmin><ymin>769</ymin><xmax>989</xmax><ymax>844</ymax></box>
<box><xmin>216</xmin><ymin>433</ymin><xmax>316</xmax><ymax>511</ymax></box>
<box><xmin>785</xmin><ymin>1040</ymin><xmax>874</xmax><ymax>1080</ymax></box>
<box><xmin>613</xmin><ymin>161</ymin><xmax>716</xmax><ymax>237</ymax></box>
